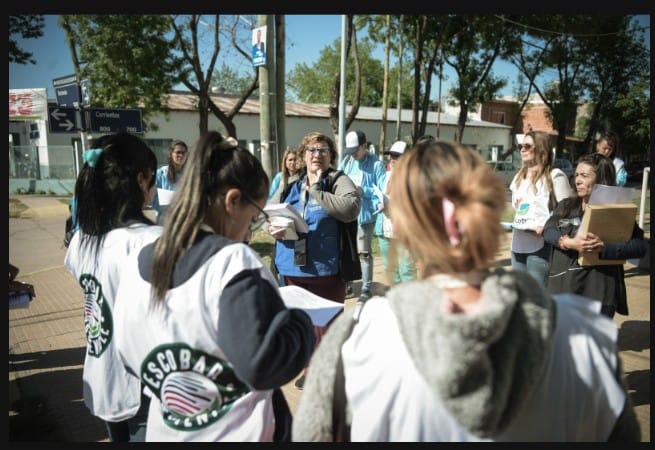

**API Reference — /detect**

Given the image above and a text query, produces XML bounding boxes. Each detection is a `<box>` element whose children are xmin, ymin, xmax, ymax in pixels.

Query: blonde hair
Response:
<box><xmin>280</xmin><ymin>148</ymin><xmax>299</xmax><ymax>184</ymax></box>
<box><xmin>389</xmin><ymin>140</ymin><xmax>506</xmax><ymax>276</ymax></box>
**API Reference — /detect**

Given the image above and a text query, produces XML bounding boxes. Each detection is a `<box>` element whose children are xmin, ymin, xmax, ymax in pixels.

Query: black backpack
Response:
<box><xmin>280</xmin><ymin>169</ymin><xmax>362</xmax><ymax>282</ymax></box>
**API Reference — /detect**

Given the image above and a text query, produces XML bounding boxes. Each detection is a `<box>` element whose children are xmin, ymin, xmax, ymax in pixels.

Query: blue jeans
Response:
<box><xmin>357</xmin><ymin>222</ymin><xmax>375</xmax><ymax>294</ymax></box>
<box><xmin>511</xmin><ymin>243</ymin><xmax>551</xmax><ymax>285</ymax></box>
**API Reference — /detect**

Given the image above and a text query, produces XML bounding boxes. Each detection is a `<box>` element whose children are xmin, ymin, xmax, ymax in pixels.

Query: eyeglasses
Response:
<box><xmin>307</xmin><ymin>147</ymin><xmax>330</xmax><ymax>156</ymax></box>
<box><xmin>519</xmin><ymin>144</ymin><xmax>534</xmax><ymax>150</ymax></box>
<box><xmin>243</xmin><ymin>193</ymin><xmax>270</xmax><ymax>232</ymax></box>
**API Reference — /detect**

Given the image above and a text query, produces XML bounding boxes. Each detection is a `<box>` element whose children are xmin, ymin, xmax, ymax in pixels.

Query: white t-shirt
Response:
<box><xmin>510</xmin><ymin>174</ymin><xmax>550</xmax><ymax>254</ymax></box>
<box><xmin>64</xmin><ymin>223</ymin><xmax>163</xmax><ymax>421</ymax></box>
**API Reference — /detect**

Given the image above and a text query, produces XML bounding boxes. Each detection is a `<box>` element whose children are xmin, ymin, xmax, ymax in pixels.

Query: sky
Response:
<box><xmin>9</xmin><ymin>14</ymin><xmax>651</xmax><ymax>103</ymax></box>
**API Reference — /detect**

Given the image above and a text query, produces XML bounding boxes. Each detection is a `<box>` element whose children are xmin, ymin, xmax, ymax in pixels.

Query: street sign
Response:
<box><xmin>48</xmin><ymin>106</ymin><xmax>78</xmax><ymax>133</ymax></box>
<box><xmin>80</xmin><ymin>79</ymin><xmax>91</xmax><ymax>107</ymax></box>
<box><xmin>53</xmin><ymin>73</ymin><xmax>81</xmax><ymax>108</ymax></box>
<box><xmin>52</xmin><ymin>74</ymin><xmax>77</xmax><ymax>87</ymax></box>
<box><xmin>86</xmin><ymin>108</ymin><xmax>143</xmax><ymax>133</ymax></box>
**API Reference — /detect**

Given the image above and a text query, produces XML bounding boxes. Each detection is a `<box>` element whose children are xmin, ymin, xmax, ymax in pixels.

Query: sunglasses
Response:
<box><xmin>519</xmin><ymin>143</ymin><xmax>534</xmax><ymax>150</ymax></box>
<box><xmin>243</xmin><ymin>193</ymin><xmax>270</xmax><ymax>233</ymax></box>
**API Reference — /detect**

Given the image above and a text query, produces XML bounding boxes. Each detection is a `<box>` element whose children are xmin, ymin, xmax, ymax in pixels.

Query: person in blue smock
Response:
<box><xmin>151</xmin><ymin>139</ymin><xmax>188</xmax><ymax>223</ymax></box>
<box><xmin>339</xmin><ymin>130</ymin><xmax>387</xmax><ymax>301</ymax></box>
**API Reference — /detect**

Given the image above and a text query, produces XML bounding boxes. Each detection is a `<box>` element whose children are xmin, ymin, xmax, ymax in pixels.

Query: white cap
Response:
<box><xmin>345</xmin><ymin>130</ymin><xmax>366</xmax><ymax>155</ymax></box>
<box><xmin>384</xmin><ymin>141</ymin><xmax>407</xmax><ymax>157</ymax></box>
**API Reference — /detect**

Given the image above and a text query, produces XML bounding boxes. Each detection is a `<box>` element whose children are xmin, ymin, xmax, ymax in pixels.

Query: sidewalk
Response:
<box><xmin>8</xmin><ymin>195</ymin><xmax>651</xmax><ymax>442</ymax></box>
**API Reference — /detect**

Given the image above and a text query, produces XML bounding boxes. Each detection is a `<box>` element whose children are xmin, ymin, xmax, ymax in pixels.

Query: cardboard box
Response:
<box><xmin>577</xmin><ymin>203</ymin><xmax>637</xmax><ymax>266</ymax></box>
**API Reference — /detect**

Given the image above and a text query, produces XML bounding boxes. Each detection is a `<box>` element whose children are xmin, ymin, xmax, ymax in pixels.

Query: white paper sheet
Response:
<box><xmin>279</xmin><ymin>285</ymin><xmax>344</xmax><ymax>326</ymax></box>
<box><xmin>157</xmin><ymin>188</ymin><xmax>175</xmax><ymax>206</ymax></box>
<box><xmin>263</xmin><ymin>203</ymin><xmax>309</xmax><ymax>233</ymax></box>
<box><xmin>588</xmin><ymin>184</ymin><xmax>634</xmax><ymax>205</ymax></box>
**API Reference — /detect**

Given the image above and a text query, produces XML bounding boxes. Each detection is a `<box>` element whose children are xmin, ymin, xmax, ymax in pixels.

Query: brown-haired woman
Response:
<box><xmin>268</xmin><ymin>148</ymin><xmax>300</xmax><ymax>202</ymax></box>
<box><xmin>293</xmin><ymin>140</ymin><xmax>639</xmax><ymax>442</ymax></box>
<box><xmin>509</xmin><ymin>130</ymin><xmax>571</xmax><ymax>284</ymax></box>
<box><xmin>114</xmin><ymin>131</ymin><xmax>316</xmax><ymax>441</ymax></box>
<box><xmin>152</xmin><ymin>139</ymin><xmax>188</xmax><ymax>223</ymax></box>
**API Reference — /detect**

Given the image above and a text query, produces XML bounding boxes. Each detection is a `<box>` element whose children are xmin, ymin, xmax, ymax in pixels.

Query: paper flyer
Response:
<box><xmin>279</xmin><ymin>285</ymin><xmax>344</xmax><ymax>326</ymax></box>
<box><xmin>157</xmin><ymin>188</ymin><xmax>175</xmax><ymax>206</ymax></box>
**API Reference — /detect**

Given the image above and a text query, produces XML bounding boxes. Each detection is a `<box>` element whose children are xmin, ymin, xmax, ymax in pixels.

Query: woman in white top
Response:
<box><xmin>64</xmin><ymin>132</ymin><xmax>162</xmax><ymax>441</ymax></box>
<box><xmin>292</xmin><ymin>139</ymin><xmax>639</xmax><ymax>442</ymax></box>
<box><xmin>113</xmin><ymin>131</ymin><xmax>316</xmax><ymax>442</ymax></box>
<box><xmin>509</xmin><ymin>130</ymin><xmax>571</xmax><ymax>284</ymax></box>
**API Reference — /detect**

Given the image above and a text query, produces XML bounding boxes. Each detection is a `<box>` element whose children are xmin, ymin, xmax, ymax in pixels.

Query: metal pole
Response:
<box><xmin>396</xmin><ymin>15</ymin><xmax>403</xmax><ymax>141</ymax></box>
<box><xmin>73</xmin><ymin>140</ymin><xmax>80</xmax><ymax>178</ymax></box>
<box><xmin>338</xmin><ymin>15</ymin><xmax>347</xmax><ymax>162</ymax></box>
<box><xmin>437</xmin><ymin>58</ymin><xmax>442</xmax><ymax>138</ymax></box>
<box><xmin>639</xmin><ymin>167</ymin><xmax>649</xmax><ymax>229</ymax></box>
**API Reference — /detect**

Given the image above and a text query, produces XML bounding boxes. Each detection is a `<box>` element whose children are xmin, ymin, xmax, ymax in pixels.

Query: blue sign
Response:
<box><xmin>53</xmin><ymin>74</ymin><xmax>80</xmax><ymax>108</ymax></box>
<box><xmin>86</xmin><ymin>108</ymin><xmax>143</xmax><ymax>133</ymax></box>
<box><xmin>48</xmin><ymin>106</ymin><xmax>78</xmax><ymax>133</ymax></box>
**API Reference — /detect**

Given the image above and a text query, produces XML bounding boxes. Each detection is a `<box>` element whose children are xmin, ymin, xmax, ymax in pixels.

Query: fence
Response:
<box><xmin>9</xmin><ymin>145</ymin><xmax>77</xmax><ymax>180</ymax></box>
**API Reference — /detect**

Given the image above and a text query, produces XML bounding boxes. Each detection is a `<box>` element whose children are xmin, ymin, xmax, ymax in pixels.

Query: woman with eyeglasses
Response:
<box><xmin>113</xmin><ymin>131</ymin><xmax>316</xmax><ymax>442</ymax></box>
<box><xmin>151</xmin><ymin>139</ymin><xmax>189</xmax><ymax>223</ymax></box>
<box><xmin>269</xmin><ymin>131</ymin><xmax>360</xmax><ymax>389</ymax></box>
<box><xmin>509</xmin><ymin>130</ymin><xmax>572</xmax><ymax>285</ymax></box>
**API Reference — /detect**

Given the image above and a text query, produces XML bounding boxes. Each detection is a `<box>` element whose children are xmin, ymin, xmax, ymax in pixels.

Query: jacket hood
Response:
<box><xmin>386</xmin><ymin>268</ymin><xmax>556</xmax><ymax>437</ymax></box>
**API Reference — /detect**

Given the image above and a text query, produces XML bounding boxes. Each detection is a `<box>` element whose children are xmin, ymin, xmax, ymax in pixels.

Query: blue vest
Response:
<box><xmin>275</xmin><ymin>177</ymin><xmax>340</xmax><ymax>277</ymax></box>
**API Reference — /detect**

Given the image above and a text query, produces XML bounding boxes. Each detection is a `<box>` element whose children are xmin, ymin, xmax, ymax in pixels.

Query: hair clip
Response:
<box><xmin>83</xmin><ymin>148</ymin><xmax>103</xmax><ymax>168</ymax></box>
<box><xmin>442</xmin><ymin>197</ymin><xmax>460</xmax><ymax>245</ymax></box>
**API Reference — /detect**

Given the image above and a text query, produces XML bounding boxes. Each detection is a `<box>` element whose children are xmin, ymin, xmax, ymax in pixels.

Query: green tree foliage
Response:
<box><xmin>210</xmin><ymin>62</ymin><xmax>257</xmax><ymax>96</ymax></box>
<box><xmin>443</xmin><ymin>16</ymin><xmax>518</xmax><ymax>143</ymax></box>
<box><xmin>508</xmin><ymin>15</ymin><xmax>649</xmax><ymax>160</ymax></box>
<box><xmin>171</xmin><ymin>14</ymin><xmax>259</xmax><ymax>137</ymax></box>
<box><xmin>288</xmin><ymin>36</ymin><xmax>411</xmax><ymax>108</ymax></box>
<box><xmin>61</xmin><ymin>15</ymin><xmax>181</xmax><ymax>131</ymax></box>
<box><xmin>578</xmin><ymin>16</ymin><xmax>650</xmax><ymax>157</ymax></box>
<box><xmin>611</xmin><ymin>74</ymin><xmax>650</xmax><ymax>161</ymax></box>
<box><xmin>9</xmin><ymin>15</ymin><xmax>44</xmax><ymax>65</ymax></box>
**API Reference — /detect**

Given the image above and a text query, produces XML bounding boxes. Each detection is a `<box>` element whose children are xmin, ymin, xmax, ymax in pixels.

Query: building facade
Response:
<box><xmin>9</xmin><ymin>91</ymin><xmax>513</xmax><ymax>194</ymax></box>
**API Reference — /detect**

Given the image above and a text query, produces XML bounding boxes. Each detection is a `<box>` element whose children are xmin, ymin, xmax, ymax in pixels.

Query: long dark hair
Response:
<box><xmin>74</xmin><ymin>132</ymin><xmax>156</xmax><ymax>256</ymax></box>
<box><xmin>166</xmin><ymin>139</ymin><xmax>188</xmax><ymax>183</ymax></box>
<box><xmin>150</xmin><ymin>131</ymin><xmax>269</xmax><ymax>303</ymax></box>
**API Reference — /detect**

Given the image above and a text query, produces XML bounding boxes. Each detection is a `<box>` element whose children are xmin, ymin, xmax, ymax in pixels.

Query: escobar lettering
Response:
<box><xmin>80</xmin><ymin>274</ymin><xmax>113</xmax><ymax>357</ymax></box>
<box><xmin>141</xmin><ymin>343</ymin><xmax>250</xmax><ymax>431</ymax></box>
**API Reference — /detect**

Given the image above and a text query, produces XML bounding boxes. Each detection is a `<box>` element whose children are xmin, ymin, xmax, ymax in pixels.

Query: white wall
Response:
<box><xmin>42</xmin><ymin>108</ymin><xmax>512</xmax><ymax>168</ymax></box>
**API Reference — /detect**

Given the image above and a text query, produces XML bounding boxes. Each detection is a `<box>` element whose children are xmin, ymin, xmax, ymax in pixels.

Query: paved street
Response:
<box><xmin>8</xmin><ymin>194</ymin><xmax>651</xmax><ymax>442</ymax></box>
